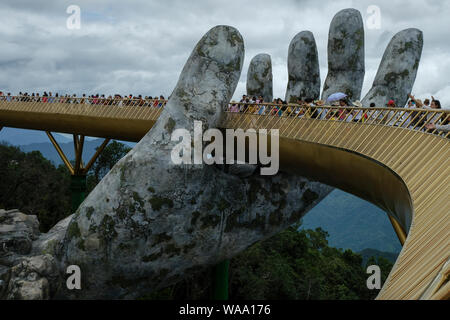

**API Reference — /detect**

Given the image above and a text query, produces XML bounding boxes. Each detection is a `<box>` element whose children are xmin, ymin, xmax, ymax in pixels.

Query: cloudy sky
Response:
<box><xmin>0</xmin><ymin>0</ymin><xmax>449</xmax><ymax>107</ymax></box>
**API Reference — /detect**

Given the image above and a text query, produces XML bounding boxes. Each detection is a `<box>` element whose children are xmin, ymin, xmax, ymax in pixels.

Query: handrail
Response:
<box><xmin>1</xmin><ymin>96</ymin><xmax>448</xmax><ymax>139</ymax></box>
<box><xmin>1</xmin><ymin>95</ymin><xmax>449</xmax><ymax>113</ymax></box>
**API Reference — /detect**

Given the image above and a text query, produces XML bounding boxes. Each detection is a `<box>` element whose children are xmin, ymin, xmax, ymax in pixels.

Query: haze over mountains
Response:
<box><xmin>0</xmin><ymin>128</ymin><xmax>135</xmax><ymax>164</ymax></box>
<box><xmin>0</xmin><ymin>127</ymin><xmax>401</xmax><ymax>257</ymax></box>
<box><xmin>301</xmin><ymin>191</ymin><xmax>402</xmax><ymax>254</ymax></box>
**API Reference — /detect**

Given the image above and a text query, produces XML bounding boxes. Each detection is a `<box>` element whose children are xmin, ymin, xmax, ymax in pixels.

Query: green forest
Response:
<box><xmin>0</xmin><ymin>142</ymin><xmax>394</xmax><ymax>300</ymax></box>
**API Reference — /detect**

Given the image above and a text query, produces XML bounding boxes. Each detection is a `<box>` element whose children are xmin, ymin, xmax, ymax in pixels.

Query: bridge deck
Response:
<box><xmin>0</xmin><ymin>99</ymin><xmax>448</xmax><ymax>300</ymax></box>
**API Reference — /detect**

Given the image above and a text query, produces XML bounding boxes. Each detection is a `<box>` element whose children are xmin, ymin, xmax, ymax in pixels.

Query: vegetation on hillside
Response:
<box><xmin>147</xmin><ymin>227</ymin><xmax>393</xmax><ymax>300</ymax></box>
<box><xmin>0</xmin><ymin>143</ymin><xmax>71</xmax><ymax>232</ymax></box>
<box><xmin>0</xmin><ymin>141</ymin><xmax>130</xmax><ymax>232</ymax></box>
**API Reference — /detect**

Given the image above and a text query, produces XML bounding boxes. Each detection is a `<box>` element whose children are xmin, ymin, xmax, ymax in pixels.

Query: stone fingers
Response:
<box><xmin>285</xmin><ymin>31</ymin><xmax>320</xmax><ymax>103</ymax></box>
<box><xmin>362</xmin><ymin>29</ymin><xmax>423</xmax><ymax>108</ymax></box>
<box><xmin>321</xmin><ymin>8</ymin><xmax>365</xmax><ymax>102</ymax></box>
<box><xmin>247</xmin><ymin>54</ymin><xmax>273</xmax><ymax>102</ymax></box>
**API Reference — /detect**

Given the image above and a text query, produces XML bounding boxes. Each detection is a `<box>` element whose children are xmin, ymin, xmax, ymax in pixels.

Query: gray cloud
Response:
<box><xmin>0</xmin><ymin>0</ymin><xmax>449</xmax><ymax>107</ymax></box>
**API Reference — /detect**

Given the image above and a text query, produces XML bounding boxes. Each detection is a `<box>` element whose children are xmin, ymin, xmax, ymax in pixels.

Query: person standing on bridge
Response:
<box><xmin>352</xmin><ymin>100</ymin><xmax>367</xmax><ymax>122</ymax></box>
<box><xmin>426</xmin><ymin>99</ymin><xmax>442</xmax><ymax>124</ymax></box>
<box><xmin>158</xmin><ymin>95</ymin><xmax>165</xmax><ymax>107</ymax></box>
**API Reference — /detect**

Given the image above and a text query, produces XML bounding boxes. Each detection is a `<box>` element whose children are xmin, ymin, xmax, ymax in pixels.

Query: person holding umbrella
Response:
<box><xmin>326</xmin><ymin>92</ymin><xmax>348</xmax><ymax>105</ymax></box>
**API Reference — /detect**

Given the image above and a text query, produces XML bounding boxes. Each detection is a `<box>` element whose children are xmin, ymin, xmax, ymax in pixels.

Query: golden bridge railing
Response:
<box><xmin>1</xmin><ymin>96</ymin><xmax>448</xmax><ymax>139</ymax></box>
<box><xmin>0</xmin><ymin>96</ymin><xmax>165</xmax><ymax>142</ymax></box>
<box><xmin>224</xmin><ymin>101</ymin><xmax>450</xmax><ymax>139</ymax></box>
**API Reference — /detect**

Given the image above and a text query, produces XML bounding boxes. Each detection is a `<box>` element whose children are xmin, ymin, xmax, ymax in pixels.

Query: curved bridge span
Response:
<box><xmin>0</xmin><ymin>98</ymin><xmax>449</xmax><ymax>300</ymax></box>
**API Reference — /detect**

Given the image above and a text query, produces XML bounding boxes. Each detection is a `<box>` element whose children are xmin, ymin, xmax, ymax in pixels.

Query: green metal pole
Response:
<box><xmin>71</xmin><ymin>175</ymin><xmax>87</xmax><ymax>212</ymax></box>
<box><xmin>213</xmin><ymin>260</ymin><xmax>229</xmax><ymax>300</ymax></box>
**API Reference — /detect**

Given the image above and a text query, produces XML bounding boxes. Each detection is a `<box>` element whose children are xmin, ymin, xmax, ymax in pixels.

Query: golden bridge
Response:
<box><xmin>0</xmin><ymin>97</ymin><xmax>448</xmax><ymax>300</ymax></box>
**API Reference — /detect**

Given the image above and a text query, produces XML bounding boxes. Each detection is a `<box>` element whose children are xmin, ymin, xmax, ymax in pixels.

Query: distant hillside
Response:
<box><xmin>0</xmin><ymin>128</ymin><xmax>70</xmax><ymax>145</ymax></box>
<box><xmin>300</xmin><ymin>190</ymin><xmax>402</xmax><ymax>254</ymax></box>
<box><xmin>19</xmin><ymin>139</ymin><xmax>106</xmax><ymax>165</ymax></box>
<box><xmin>0</xmin><ymin>126</ymin><xmax>136</xmax><ymax>166</ymax></box>
<box><xmin>358</xmin><ymin>248</ymin><xmax>399</xmax><ymax>265</ymax></box>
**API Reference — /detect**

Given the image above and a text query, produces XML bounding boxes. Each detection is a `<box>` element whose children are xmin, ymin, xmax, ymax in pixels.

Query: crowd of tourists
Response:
<box><xmin>0</xmin><ymin>91</ymin><xmax>167</xmax><ymax>107</ymax></box>
<box><xmin>0</xmin><ymin>90</ymin><xmax>448</xmax><ymax>132</ymax></box>
<box><xmin>228</xmin><ymin>94</ymin><xmax>449</xmax><ymax>133</ymax></box>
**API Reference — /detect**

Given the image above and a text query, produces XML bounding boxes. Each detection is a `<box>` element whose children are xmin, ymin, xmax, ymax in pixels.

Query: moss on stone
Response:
<box><xmin>42</xmin><ymin>239</ymin><xmax>57</xmax><ymax>255</ymax></box>
<box><xmin>86</xmin><ymin>207</ymin><xmax>94</xmax><ymax>219</ymax></box>
<box><xmin>249</xmin><ymin>179</ymin><xmax>269</xmax><ymax>204</ymax></box>
<box><xmin>268</xmin><ymin>197</ymin><xmax>287</xmax><ymax>227</ymax></box>
<box><xmin>154</xmin><ymin>233</ymin><xmax>172</xmax><ymax>244</ymax></box>
<box><xmin>216</xmin><ymin>198</ymin><xmax>230</xmax><ymax>212</ymax></box>
<box><xmin>98</xmin><ymin>215</ymin><xmax>118</xmax><ymax>243</ymax></box>
<box><xmin>164</xmin><ymin>117</ymin><xmax>176</xmax><ymax>134</ymax></box>
<box><xmin>302</xmin><ymin>189</ymin><xmax>319</xmax><ymax>206</ymax></box>
<box><xmin>182</xmin><ymin>242</ymin><xmax>196</xmax><ymax>254</ymax></box>
<box><xmin>147</xmin><ymin>186</ymin><xmax>155</xmax><ymax>193</ymax></box>
<box><xmin>242</xmin><ymin>213</ymin><xmax>266</xmax><ymax>230</ymax></box>
<box><xmin>165</xmin><ymin>243</ymin><xmax>181</xmax><ymax>256</ymax></box>
<box><xmin>200</xmin><ymin>213</ymin><xmax>220</xmax><ymax>229</ymax></box>
<box><xmin>159</xmin><ymin>268</ymin><xmax>170</xmax><ymax>278</ymax></box>
<box><xmin>116</xmin><ymin>205</ymin><xmax>128</xmax><ymax>220</ymax></box>
<box><xmin>142</xmin><ymin>249</ymin><xmax>163</xmax><ymax>262</ymax></box>
<box><xmin>229</xmin><ymin>32</ymin><xmax>241</xmax><ymax>47</ymax></box>
<box><xmin>132</xmin><ymin>192</ymin><xmax>145</xmax><ymax>208</ymax></box>
<box><xmin>301</xmin><ymin>36</ymin><xmax>313</xmax><ymax>46</ymax></box>
<box><xmin>118</xmin><ymin>243</ymin><xmax>132</xmax><ymax>251</ymax></box>
<box><xmin>67</xmin><ymin>221</ymin><xmax>81</xmax><ymax>239</ymax></box>
<box><xmin>149</xmin><ymin>196</ymin><xmax>174</xmax><ymax>211</ymax></box>
<box><xmin>77</xmin><ymin>239</ymin><xmax>85</xmax><ymax>251</ymax></box>
<box><xmin>223</xmin><ymin>55</ymin><xmax>241</xmax><ymax>73</ymax></box>
<box><xmin>119</xmin><ymin>164</ymin><xmax>127</xmax><ymax>183</ymax></box>
<box><xmin>333</xmin><ymin>38</ymin><xmax>345</xmax><ymax>51</ymax></box>
<box><xmin>289</xmin><ymin>209</ymin><xmax>305</xmax><ymax>223</ymax></box>
<box><xmin>384</xmin><ymin>70</ymin><xmax>410</xmax><ymax>83</ymax></box>
<box><xmin>88</xmin><ymin>224</ymin><xmax>97</xmax><ymax>233</ymax></box>
<box><xmin>191</xmin><ymin>211</ymin><xmax>201</xmax><ymax>225</ymax></box>
<box><xmin>224</xmin><ymin>208</ymin><xmax>243</xmax><ymax>232</ymax></box>
<box><xmin>271</xmin><ymin>182</ymin><xmax>285</xmax><ymax>196</ymax></box>
<box><xmin>269</xmin><ymin>210</ymin><xmax>283</xmax><ymax>226</ymax></box>
<box><xmin>398</xmin><ymin>41</ymin><xmax>414</xmax><ymax>54</ymax></box>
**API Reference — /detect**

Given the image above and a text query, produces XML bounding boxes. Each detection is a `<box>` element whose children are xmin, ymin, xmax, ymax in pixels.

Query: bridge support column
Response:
<box><xmin>212</xmin><ymin>260</ymin><xmax>229</xmax><ymax>300</ymax></box>
<box><xmin>388</xmin><ymin>215</ymin><xmax>407</xmax><ymax>246</ymax></box>
<box><xmin>45</xmin><ymin>131</ymin><xmax>111</xmax><ymax>212</ymax></box>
